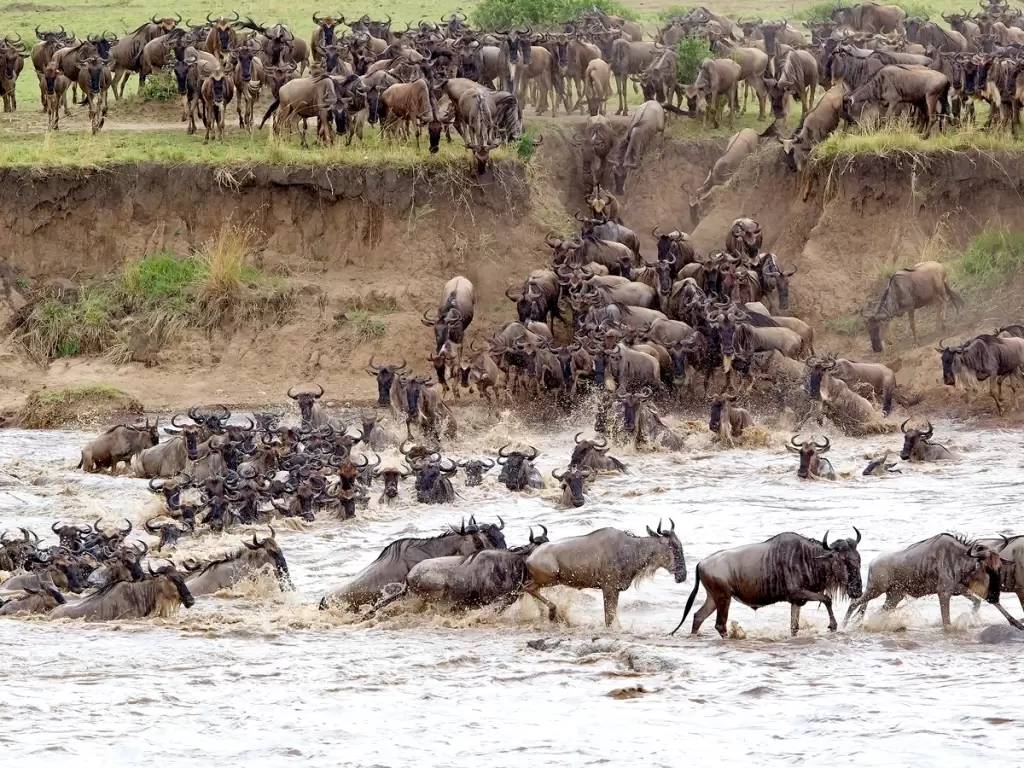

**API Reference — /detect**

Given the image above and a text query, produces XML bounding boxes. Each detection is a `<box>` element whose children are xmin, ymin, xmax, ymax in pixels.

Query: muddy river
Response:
<box><xmin>1</xmin><ymin>419</ymin><xmax>1022</xmax><ymax>766</ymax></box>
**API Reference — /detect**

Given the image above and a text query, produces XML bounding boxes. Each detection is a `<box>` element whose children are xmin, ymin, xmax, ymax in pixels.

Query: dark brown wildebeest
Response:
<box><xmin>863</xmin><ymin>449</ymin><xmax>901</xmax><ymax>475</ymax></box>
<box><xmin>319</xmin><ymin>520</ymin><xmax>504</xmax><ymax>610</ymax></box>
<box><xmin>79</xmin><ymin>420</ymin><xmax>159</xmax><ymax>474</ymax></box>
<box><xmin>685</xmin><ymin>57</ymin><xmax>741</xmax><ymax>128</ymax></box>
<box><xmin>725</xmin><ymin>218</ymin><xmax>762</xmax><ymax>259</ymax></box>
<box><xmin>458</xmin><ymin>457</ymin><xmax>494</xmax><ymax>486</ymax></box>
<box><xmin>287</xmin><ymin>383</ymin><xmax>329</xmax><ymax>429</ymax></box>
<box><xmin>380</xmin><ymin>78</ymin><xmax>448</xmax><ymax>153</ymax></box>
<box><xmin>0</xmin><ymin>528</ymin><xmax>37</xmax><ymax>572</ymax></box>
<box><xmin>76</xmin><ymin>56</ymin><xmax>112</xmax><ymax>134</ymax></box>
<box><xmin>553</xmin><ymin>465</ymin><xmax>592</xmax><ymax>507</ymax></box>
<box><xmin>843</xmin><ymin>65</ymin><xmax>951</xmax><ymax>138</ymax></box>
<box><xmin>899</xmin><ymin>420</ymin><xmax>958</xmax><ymax>462</ymax></box>
<box><xmin>200</xmin><ymin>65</ymin><xmax>235</xmax><ymax>143</ymax></box>
<box><xmin>108</xmin><ymin>17</ymin><xmax>178</xmax><ymax>100</ymax></box>
<box><xmin>30</xmin><ymin>26</ymin><xmax>72</xmax><ymax>80</ymax></box>
<box><xmin>366</xmin><ymin>357</ymin><xmax>408</xmax><ymax>408</ymax></box>
<box><xmin>811</xmin><ymin>366</ymin><xmax>882</xmax><ymax>434</ymax></box>
<box><xmin>844</xmin><ymin>533</ymin><xmax>1024</xmax><ymax>630</ymax></box>
<box><xmin>230</xmin><ymin>39</ymin><xmax>264</xmax><ymax>130</ymax></box>
<box><xmin>831</xmin><ymin>3</ymin><xmax>908</xmax><ymax>33</ymax></box>
<box><xmin>673</xmin><ymin>529</ymin><xmax>862</xmax><ymax>637</ymax></box>
<box><xmin>1</xmin><ymin>548</ymin><xmax>89</xmax><ymax>594</ymax></box>
<box><xmin>204</xmin><ymin>13</ymin><xmax>240</xmax><ymax>63</ymax></box>
<box><xmin>186</xmin><ymin>529</ymin><xmax>292</xmax><ymax>595</ymax></box>
<box><xmin>144</xmin><ymin>516</ymin><xmax>192</xmax><ymax>550</ymax></box>
<box><xmin>0</xmin><ymin>35</ymin><xmax>27</xmax><ymax>112</ymax></box>
<box><xmin>581</xmin><ymin>114</ymin><xmax>618</xmax><ymax>191</ymax></box>
<box><xmin>939</xmin><ymin>334</ymin><xmax>1024</xmax><ymax>415</ymax></box>
<box><xmin>423</xmin><ymin>276</ymin><xmax>475</xmax><ymax>354</ymax></box>
<box><xmin>808</xmin><ymin>353</ymin><xmax>898</xmax><ymax>414</ymax></box>
<box><xmin>505</xmin><ymin>269</ymin><xmax>561</xmax><ymax>329</ymax></box>
<box><xmin>904</xmin><ymin>19</ymin><xmax>969</xmax><ymax>52</ymax></box>
<box><xmin>525</xmin><ymin>521</ymin><xmax>686</xmax><ymax>626</ymax></box>
<box><xmin>570</xmin><ymin>432</ymin><xmax>627</xmax><ymax>473</ymax></box>
<box><xmin>764</xmin><ymin>48</ymin><xmax>819</xmax><ymax>125</ymax></box>
<box><xmin>708</xmin><ymin>393</ymin><xmax>754</xmax><ymax>445</ymax></box>
<box><xmin>39</xmin><ymin>60</ymin><xmax>71</xmax><ymax>130</ymax></box>
<box><xmin>310</xmin><ymin>12</ymin><xmax>343</xmax><ymax>61</ymax></box>
<box><xmin>50</xmin><ymin>563</ymin><xmax>196</xmax><ymax>620</ymax></box>
<box><xmin>866</xmin><ymin>261</ymin><xmax>964</xmax><ymax>352</ymax></box>
<box><xmin>608</xmin><ymin>100</ymin><xmax>666</xmax><ymax>195</ymax></box>
<box><xmin>786</xmin><ymin>435</ymin><xmax>835</xmax><ymax>480</ymax></box>
<box><xmin>982</xmin><ymin>534</ymin><xmax>1024</xmax><ymax>614</ymax></box>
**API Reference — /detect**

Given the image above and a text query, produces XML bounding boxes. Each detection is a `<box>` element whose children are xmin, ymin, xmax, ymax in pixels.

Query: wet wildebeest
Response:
<box><xmin>415</xmin><ymin>458</ymin><xmax>459</xmax><ymax>504</ymax></box>
<box><xmin>525</xmin><ymin>521</ymin><xmax>686</xmax><ymax>626</ymax></box>
<box><xmin>50</xmin><ymin>563</ymin><xmax>196</xmax><ymax>621</ymax></box>
<box><xmin>863</xmin><ymin>450</ymin><xmax>902</xmax><ymax>476</ymax></box>
<box><xmin>367</xmin><ymin>525</ymin><xmax>549</xmax><ymax>616</ymax></box>
<box><xmin>458</xmin><ymin>458</ymin><xmax>494</xmax><ymax>486</ymax></box>
<box><xmin>185</xmin><ymin>529</ymin><xmax>292</xmax><ymax>595</ymax></box>
<box><xmin>497</xmin><ymin>444</ymin><xmax>542</xmax><ymax>491</ymax></box>
<box><xmin>1</xmin><ymin>547</ymin><xmax>90</xmax><ymax>594</ymax></box>
<box><xmin>899</xmin><ymin>420</ymin><xmax>957</xmax><ymax>462</ymax></box>
<box><xmin>807</xmin><ymin>353</ymin><xmax>899</xmax><ymax>416</ymax></box>
<box><xmin>287</xmin><ymin>384</ymin><xmax>330</xmax><ymax>429</ymax></box>
<box><xmin>552</xmin><ymin>465</ymin><xmax>592</xmax><ymax>507</ymax></box>
<box><xmin>144</xmin><ymin>517</ymin><xmax>192</xmax><ymax>550</ymax></box>
<box><xmin>79</xmin><ymin>419</ymin><xmax>160</xmax><ymax>473</ymax></box>
<box><xmin>844</xmin><ymin>534</ymin><xmax>1024</xmax><ymax>630</ymax></box>
<box><xmin>422</xmin><ymin>276</ymin><xmax>475</xmax><ymax>355</ymax></box>
<box><xmin>318</xmin><ymin>520</ymin><xmax>504</xmax><ymax>611</ymax></box>
<box><xmin>866</xmin><ymin>261</ymin><xmax>964</xmax><ymax>352</ymax></box>
<box><xmin>0</xmin><ymin>579</ymin><xmax>66</xmax><ymax>616</ymax></box>
<box><xmin>709</xmin><ymin>393</ymin><xmax>753</xmax><ymax>445</ymax></box>
<box><xmin>366</xmin><ymin>356</ymin><xmax>408</xmax><ymax>409</ymax></box>
<box><xmin>569</xmin><ymin>433</ymin><xmax>627</xmax><ymax>473</ymax></box>
<box><xmin>939</xmin><ymin>334</ymin><xmax>1024</xmax><ymax>415</ymax></box>
<box><xmin>673</xmin><ymin>529</ymin><xmax>862</xmax><ymax>637</ymax></box>
<box><xmin>787</xmin><ymin>435</ymin><xmax>835</xmax><ymax>480</ymax></box>
<box><xmin>0</xmin><ymin>528</ymin><xmax>38</xmax><ymax>572</ymax></box>
<box><xmin>372</xmin><ymin>462</ymin><xmax>410</xmax><ymax>506</ymax></box>
<box><xmin>981</xmin><ymin>535</ymin><xmax>1024</xmax><ymax>614</ymax></box>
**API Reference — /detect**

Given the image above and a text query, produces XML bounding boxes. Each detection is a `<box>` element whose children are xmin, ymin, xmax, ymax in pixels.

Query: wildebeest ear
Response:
<box><xmin>646</xmin><ymin>525</ymin><xmax>657</xmax><ymax>537</ymax></box>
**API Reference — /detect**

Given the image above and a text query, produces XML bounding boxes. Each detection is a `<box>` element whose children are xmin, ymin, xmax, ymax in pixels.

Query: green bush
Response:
<box><xmin>518</xmin><ymin>124</ymin><xmax>538</xmax><ymax>161</ymax></box>
<box><xmin>141</xmin><ymin>72</ymin><xmax>178</xmax><ymax>102</ymax></box>
<box><xmin>471</xmin><ymin>0</ymin><xmax>635</xmax><ymax>31</ymax></box>
<box><xmin>676</xmin><ymin>36</ymin><xmax>711</xmax><ymax>84</ymax></box>
<box><xmin>796</xmin><ymin>1</ymin><xmax>840</xmax><ymax>22</ymax></box>
<box><xmin>951</xmin><ymin>227</ymin><xmax>1024</xmax><ymax>290</ymax></box>
<box><xmin>658</xmin><ymin>5</ymin><xmax>692</xmax><ymax>23</ymax></box>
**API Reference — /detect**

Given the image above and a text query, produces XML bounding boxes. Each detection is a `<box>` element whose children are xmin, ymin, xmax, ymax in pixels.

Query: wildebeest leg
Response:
<box><xmin>938</xmin><ymin>591</ymin><xmax>953</xmax><ymax>627</ymax></box>
<box><xmin>602</xmin><ymin>586</ymin><xmax>620</xmax><ymax>628</ymax></box>
<box><xmin>789</xmin><ymin>588</ymin><xmax>836</xmax><ymax>632</ymax></box>
<box><xmin>790</xmin><ymin>603</ymin><xmax>803</xmax><ymax>636</ymax></box>
<box><xmin>907</xmin><ymin>308</ymin><xmax>917</xmax><ymax>346</ymax></box>
<box><xmin>525</xmin><ymin>584</ymin><xmax>558</xmax><ymax>621</ymax></box>
<box><xmin>990</xmin><ymin>377</ymin><xmax>1004</xmax><ymax>416</ymax></box>
<box><xmin>713</xmin><ymin>593</ymin><xmax>732</xmax><ymax>638</ymax></box>
<box><xmin>690</xmin><ymin>596</ymin><xmax>717</xmax><ymax>634</ymax></box>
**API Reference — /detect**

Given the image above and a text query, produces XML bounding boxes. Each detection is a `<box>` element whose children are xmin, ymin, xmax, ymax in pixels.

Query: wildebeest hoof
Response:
<box><xmin>548</xmin><ymin>606</ymin><xmax>557</xmax><ymax>621</ymax></box>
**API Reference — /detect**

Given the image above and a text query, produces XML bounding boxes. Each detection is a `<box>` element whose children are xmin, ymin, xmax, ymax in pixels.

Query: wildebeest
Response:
<box><xmin>765</xmin><ymin>49</ymin><xmax>819</xmax><ymax>124</ymax></box>
<box><xmin>0</xmin><ymin>579</ymin><xmax>66</xmax><ymax>616</ymax></box>
<box><xmin>939</xmin><ymin>334</ymin><xmax>1024</xmax><ymax>415</ymax></box>
<box><xmin>844</xmin><ymin>533</ymin><xmax>1024</xmax><ymax>629</ymax></box>
<box><xmin>569</xmin><ymin>432</ymin><xmax>627</xmax><ymax>473</ymax></box>
<box><xmin>831</xmin><ymin>3</ymin><xmax>909</xmax><ymax>34</ymax></box>
<box><xmin>200</xmin><ymin>65</ymin><xmax>235</xmax><ymax>143</ymax></box>
<box><xmin>787</xmin><ymin>435</ymin><xmax>835</xmax><ymax>480</ymax></box>
<box><xmin>863</xmin><ymin>450</ymin><xmax>902</xmax><ymax>475</ymax></box>
<box><xmin>524</xmin><ymin>521</ymin><xmax>686</xmax><ymax>626</ymax></box>
<box><xmin>50</xmin><ymin>563</ymin><xmax>195</xmax><ymax>621</ymax></box>
<box><xmin>983</xmin><ymin>534</ymin><xmax>1024</xmax><ymax>613</ymax></box>
<box><xmin>673</xmin><ymin>529</ymin><xmax>862</xmax><ymax>637</ymax></box>
<box><xmin>496</xmin><ymin>444</ymin><xmax>542</xmax><ymax>491</ymax></box>
<box><xmin>580</xmin><ymin>114</ymin><xmax>618</xmax><ymax>191</ymax></box>
<box><xmin>79</xmin><ymin>420</ymin><xmax>159</xmax><ymax>473</ymax></box>
<box><xmin>188</xmin><ymin>529</ymin><xmax>291</xmax><ymax>596</ymax></box>
<box><xmin>843</xmin><ymin>65</ymin><xmax>951</xmax><ymax>139</ymax></box>
<box><xmin>686</xmin><ymin>127</ymin><xmax>759</xmax><ymax>221</ymax></box>
<box><xmin>685</xmin><ymin>57</ymin><xmax>742</xmax><ymax>128</ymax></box>
<box><xmin>553</xmin><ymin>465</ymin><xmax>592</xmax><ymax>507</ymax></box>
<box><xmin>779</xmin><ymin>84</ymin><xmax>848</xmax><ymax>199</ymax></box>
<box><xmin>458</xmin><ymin>458</ymin><xmax>494</xmax><ymax>486</ymax></box>
<box><xmin>287</xmin><ymin>384</ymin><xmax>329</xmax><ymax>429</ymax></box>
<box><xmin>709</xmin><ymin>393</ymin><xmax>754</xmax><ymax>445</ymax></box>
<box><xmin>866</xmin><ymin>261</ymin><xmax>964</xmax><ymax>352</ymax></box>
<box><xmin>608</xmin><ymin>100</ymin><xmax>666</xmax><ymax>195</ymax></box>
<box><xmin>422</xmin><ymin>276</ymin><xmax>475</xmax><ymax>353</ymax></box>
<box><xmin>318</xmin><ymin>520</ymin><xmax>503</xmax><ymax>611</ymax></box>
<box><xmin>899</xmin><ymin>420</ymin><xmax>958</xmax><ymax>462</ymax></box>
<box><xmin>808</xmin><ymin>353</ymin><xmax>899</xmax><ymax>415</ymax></box>
<box><xmin>368</xmin><ymin>525</ymin><xmax>549</xmax><ymax>616</ymax></box>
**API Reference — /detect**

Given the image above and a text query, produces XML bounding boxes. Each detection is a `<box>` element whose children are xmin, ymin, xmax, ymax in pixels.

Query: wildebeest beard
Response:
<box><xmin>499</xmin><ymin>455</ymin><xmax>533</xmax><ymax>490</ymax></box>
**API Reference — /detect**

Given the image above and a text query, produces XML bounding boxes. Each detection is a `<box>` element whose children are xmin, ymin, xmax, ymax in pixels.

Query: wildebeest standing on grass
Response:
<box><xmin>673</xmin><ymin>529</ymin><xmax>862</xmax><ymax>637</ymax></box>
<box><xmin>844</xmin><ymin>534</ymin><xmax>1024</xmax><ymax>630</ymax></box>
<box><xmin>524</xmin><ymin>521</ymin><xmax>686</xmax><ymax>626</ymax></box>
<box><xmin>865</xmin><ymin>261</ymin><xmax>963</xmax><ymax>352</ymax></box>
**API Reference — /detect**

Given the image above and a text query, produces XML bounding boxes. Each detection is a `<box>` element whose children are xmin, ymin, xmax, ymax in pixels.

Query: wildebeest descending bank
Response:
<box><xmin>673</xmin><ymin>529</ymin><xmax>862</xmax><ymax>637</ymax></box>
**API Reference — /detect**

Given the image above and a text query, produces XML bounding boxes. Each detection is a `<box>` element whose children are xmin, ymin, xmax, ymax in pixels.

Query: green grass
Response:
<box><xmin>342</xmin><ymin>309</ymin><xmax>390</xmax><ymax>342</ymax></box>
<box><xmin>949</xmin><ymin>227</ymin><xmax>1024</xmax><ymax>292</ymax></box>
<box><xmin>14</xmin><ymin>228</ymin><xmax>294</xmax><ymax>361</ymax></box>
<box><xmin>823</xmin><ymin>314</ymin><xmax>862</xmax><ymax>336</ymax></box>
<box><xmin>471</xmin><ymin>0</ymin><xmax>636</xmax><ymax>29</ymax></box>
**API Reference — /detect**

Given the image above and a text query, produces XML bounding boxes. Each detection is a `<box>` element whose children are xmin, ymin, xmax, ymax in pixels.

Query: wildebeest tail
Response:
<box><xmin>946</xmin><ymin>281</ymin><xmax>965</xmax><ymax>310</ymax></box>
<box><xmin>259</xmin><ymin>98</ymin><xmax>280</xmax><ymax>129</ymax></box>
<box><xmin>669</xmin><ymin>562</ymin><xmax>701</xmax><ymax>635</ymax></box>
<box><xmin>661</xmin><ymin>103</ymin><xmax>688</xmax><ymax>115</ymax></box>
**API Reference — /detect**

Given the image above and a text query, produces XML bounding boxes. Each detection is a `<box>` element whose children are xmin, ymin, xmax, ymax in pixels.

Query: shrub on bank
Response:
<box><xmin>14</xmin><ymin>226</ymin><xmax>294</xmax><ymax>362</ymax></box>
<box><xmin>951</xmin><ymin>227</ymin><xmax>1024</xmax><ymax>291</ymax></box>
<box><xmin>676</xmin><ymin>36</ymin><xmax>711</xmax><ymax>84</ymax></box>
<box><xmin>17</xmin><ymin>385</ymin><xmax>143</xmax><ymax>429</ymax></box>
<box><xmin>471</xmin><ymin>0</ymin><xmax>635</xmax><ymax>30</ymax></box>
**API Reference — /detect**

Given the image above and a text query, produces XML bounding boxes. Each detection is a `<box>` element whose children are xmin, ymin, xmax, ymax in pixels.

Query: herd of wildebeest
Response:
<box><xmin>4</xmin><ymin>190</ymin><xmax>1024</xmax><ymax>637</ymax></box>
<box><xmin>3</xmin><ymin>1</ymin><xmax>1024</xmax><ymax>176</ymax></box>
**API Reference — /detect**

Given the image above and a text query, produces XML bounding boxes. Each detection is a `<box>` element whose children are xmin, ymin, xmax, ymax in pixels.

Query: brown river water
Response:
<box><xmin>1</xmin><ymin>416</ymin><xmax>1023</xmax><ymax>766</ymax></box>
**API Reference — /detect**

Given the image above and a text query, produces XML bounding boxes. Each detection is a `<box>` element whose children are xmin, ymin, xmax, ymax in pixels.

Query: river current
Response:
<box><xmin>1</xmin><ymin>418</ymin><xmax>1022</xmax><ymax>767</ymax></box>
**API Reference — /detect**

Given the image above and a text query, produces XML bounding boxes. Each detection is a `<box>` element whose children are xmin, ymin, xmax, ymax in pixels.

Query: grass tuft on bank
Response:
<box><xmin>14</xmin><ymin>226</ymin><xmax>294</xmax><ymax>362</ymax></box>
<box><xmin>17</xmin><ymin>385</ymin><xmax>143</xmax><ymax>429</ymax></box>
<box><xmin>813</xmin><ymin>117</ymin><xmax>1024</xmax><ymax>159</ymax></box>
<box><xmin>949</xmin><ymin>227</ymin><xmax>1024</xmax><ymax>293</ymax></box>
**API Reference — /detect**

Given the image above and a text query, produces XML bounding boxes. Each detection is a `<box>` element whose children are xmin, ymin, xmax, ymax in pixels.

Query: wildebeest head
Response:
<box><xmin>467</xmin><ymin>141</ymin><xmax>500</xmax><ymax>176</ymax></box>
<box><xmin>900</xmin><ymin>419</ymin><xmax>934</xmax><ymax>461</ymax></box>
<box><xmin>51</xmin><ymin>521</ymin><xmax>93</xmax><ymax>550</ymax></box>
<box><xmin>405</xmin><ymin>377</ymin><xmax>431</xmax><ymax>417</ymax></box>
<box><xmin>415</xmin><ymin>458</ymin><xmax>457</xmax><ymax>504</ymax></box>
<box><xmin>208</xmin><ymin>68</ymin><xmax>228</xmax><ymax>103</ymax></box>
<box><xmin>208</xmin><ymin>12</ymin><xmax>239</xmax><ymax>50</ymax></box>
<box><xmin>553</xmin><ymin>465</ymin><xmax>591</xmax><ymax>507</ymax></box>
<box><xmin>287</xmin><ymin>384</ymin><xmax>325</xmax><ymax>424</ymax></box>
<box><xmin>472</xmin><ymin>515</ymin><xmax>508</xmax><ymax>549</ymax></box>
<box><xmin>805</xmin><ymin>355</ymin><xmax>835</xmax><ymax>399</ymax></box>
<box><xmin>373</xmin><ymin>465</ymin><xmax>410</xmax><ymax>503</ymax></box>
<box><xmin>787</xmin><ymin>434</ymin><xmax>830</xmax><ymax>479</ymax></box>
<box><xmin>458</xmin><ymin>458</ymin><xmax>494</xmax><ymax>486</ymax></box>
<box><xmin>709</xmin><ymin>309</ymin><xmax>742</xmax><ymax>371</ymax></box>
<box><xmin>0</xmin><ymin>527</ymin><xmax>38</xmax><ymax>571</ymax></box>
<box><xmin>244</xmin><ymin>527</ymin><xmax>292</xmax><ymax>589</ymax></box>
<box><xmin>170</xmin><ymin>54</ymin><xmax>197</xmax><ymax>94</ymax></box>
<box><xmin>496</xmin><ymin>444</ymin><xmax>539</xmax><ymax>491</ymax></box>
<box><xmin>863</xmin><ymin>450</ymin><xmax>901</xmax><ymax>476</ymax></box>
<box><xmin>728</xmin><ymin>218</ymin><xmax>762</xmax><ymax>258</ymax></box>
<box><xmin>965</xmin><ymin>540</ymin><xmax>1012</xmax><ymax>604</ymax></box>
<box><xmin>644</xmin><ymin>518</ymin><xmax>688</xmax><ymax>583</ymax></box>
<box><xmin>817</xmin><ymin>528</ymin><xmax>863</xmax><ymax>599</ymax></box>
<box><xmin>615</xmin><ymin>386</ymin><xmax>653</xmax><ymax>434</ymax></box>
<box><xmin>937</xmin><ymin>339</ymin><xmax>963</xmax><ymax>386</ymax></box>
<box><xmin>864</xmin><ymin>311</ymin><xmax>888</xmax><ymax>353</ymax></box>
<box><xmin>150</xmin><ymin>561</ymin><xmax>195</xmax><ymax>608</ymax></box>
<box><xmin>708</xmin><ymin>393</ymin><xmax>737</xmax><ymax>434</ymax></box>
<box><xmin>313</xmin><ymin>12</ymin><xmax>340</xmax><ymax>45</ymax></box>
<box><xmin>366</xmin><ymin>356</ymin><xmax>407</xmax><ymax>406</ymax></box>
<box><xmin>264</xmin><ymin>64</ymin><xmax>297</xmax><ymax>98</ymax></box>
<box><xmin>760</xmin><ymin>253</ymin><xmax>796</xmax><ymax>310</ymax></box>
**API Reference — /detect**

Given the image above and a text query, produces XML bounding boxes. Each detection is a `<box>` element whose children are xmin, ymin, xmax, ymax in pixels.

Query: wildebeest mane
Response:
<box><xmin>762</xmin><ymin>532</ymin><xmax>844</xmax><ymax>602</ymax></box>
<box><xmin>370</xmin><ymin>528</ymin><xmax>460</xmax><ymax>566</ymax></box>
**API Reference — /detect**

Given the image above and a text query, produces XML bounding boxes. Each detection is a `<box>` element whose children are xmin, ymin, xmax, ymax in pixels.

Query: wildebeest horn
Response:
<box><xmin>652</xmin><ymin>225</ymin><xmax>662</xmax><ymax>237</ymax></box>
<box><xmin>495</xmin><ymin>515</ymin><xmax>505</xmax><ymax>530</ymax></box>
<box><xmin>853</xmin><ymin>526</ymin><xmax>862</xmax><ymax>545</ymax></box>
<box><xmin>922</xmin><ymin>421</ymin><xmax>933</xmax><ymax>439</ymax></box>
<box><xmin>552</xmin><ymin>468</ymin><xmax>566</xmax><ymax>480</ymax></box>
<box><xmin>815</xmin><ymin>436</ymin><xmax>831</xmax><ymax>453</ymax></box>
<box><xmin>544</xmin><ymin>232</ymin><xmax>562</xmax><ymax>248</ymax></box>
<box><xmin>900</xmin><ymin>419</ymin><xmax>910</xmax><ymax>433</ymax></box>
<box><xmin>497</xmin><ymin>443</ymin><xmax>512</xmax><ymax>458</ymax></box>
<box><xmin>287</xmin><ymin>387</ymin><xmax>299</xmax><ymax>399</ymax></box>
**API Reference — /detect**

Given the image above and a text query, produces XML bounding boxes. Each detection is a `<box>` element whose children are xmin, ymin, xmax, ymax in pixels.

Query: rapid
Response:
<box><xmin>1</xmin><ymin>417</ymin><xmax>1022</xmax><ymax>767</ymax></box>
